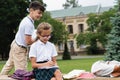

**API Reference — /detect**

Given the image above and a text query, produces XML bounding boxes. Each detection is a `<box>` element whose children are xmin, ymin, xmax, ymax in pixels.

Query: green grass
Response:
<box><xmin>0</xmin><ymin>57</ymin><xmax>103</xmax><ymax>74</ymax></box>
<box><xmin>57</xmin><ymin>57</ymin><xmax>103</xmax><ymax>73</ymax></box>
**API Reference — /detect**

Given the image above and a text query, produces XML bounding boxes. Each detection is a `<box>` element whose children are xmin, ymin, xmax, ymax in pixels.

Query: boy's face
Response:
<box><xmin>30</xmin><ymin>9</ymin><xmax>43</xmax><ymax>20</ymax></box>
<box><xmin>39</xmin><ymin>29</ymin><xmax>51</xmax><ymax>43</ymax></box>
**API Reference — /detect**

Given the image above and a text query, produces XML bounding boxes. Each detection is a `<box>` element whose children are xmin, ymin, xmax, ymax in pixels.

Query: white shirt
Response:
<box><xmin>91</xmin><ymin>60</ymin><xmax>117</xmax><ymax>77</ymax></box>
<box><xmin>29</xmin><ymin>40</ymin><xmax>58</xmax><ymax>62</ymax></box>
<box><xmin>15</xmin><ymin>16</ymin><xmax>34</xmax><ymax>47</ymax></box>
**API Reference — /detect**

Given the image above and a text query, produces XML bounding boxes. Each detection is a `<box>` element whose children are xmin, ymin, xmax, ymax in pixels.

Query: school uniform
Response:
<box><xmin>29</xmin><ymin>40</ymin><xmax>58</xmax><ymax>80</ymax></box>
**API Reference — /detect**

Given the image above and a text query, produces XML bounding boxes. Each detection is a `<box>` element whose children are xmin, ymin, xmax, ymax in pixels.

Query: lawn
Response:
<box><xmin>0</xmin><ymin>57</ymin><xmax>103</xmax><ymax>74</ymax></box>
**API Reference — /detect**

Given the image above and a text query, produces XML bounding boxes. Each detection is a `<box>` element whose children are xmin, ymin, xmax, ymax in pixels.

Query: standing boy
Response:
<box><xmin>0</xmin><ymin>1</ymin><xmax>45</xmax><ymax>75</ymax></box>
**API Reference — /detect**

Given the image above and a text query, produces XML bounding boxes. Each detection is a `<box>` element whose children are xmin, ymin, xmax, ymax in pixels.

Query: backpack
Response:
<box><xmin>10</xmin><ymin>69</ymin><xmax>34</xmax><ymax>80</ymax></box>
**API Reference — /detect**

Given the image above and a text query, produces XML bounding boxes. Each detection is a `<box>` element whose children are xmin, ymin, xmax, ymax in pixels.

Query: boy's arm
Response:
<box><xmin>25</xmin><ymin>35</ymin><xmax>38</xmax><ymax>45</ymax></box>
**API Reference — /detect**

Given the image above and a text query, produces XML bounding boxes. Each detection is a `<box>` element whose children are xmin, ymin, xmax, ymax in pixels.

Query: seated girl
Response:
<box><xmin>29</xmin><ymin>22</ymin><xmax>63</xmax><ymax>80</ymax></box>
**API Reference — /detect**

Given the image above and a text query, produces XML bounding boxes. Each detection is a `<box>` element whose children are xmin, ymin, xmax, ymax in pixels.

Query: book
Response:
<box><xmin>63</xmin><ymin>69</ymin><xmax>85</xmax><ymax>79</ymax></box>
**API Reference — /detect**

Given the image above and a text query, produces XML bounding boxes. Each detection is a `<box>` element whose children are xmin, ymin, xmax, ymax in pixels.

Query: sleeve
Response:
<box><xmin>24</xmin><ymin>23</ymin><xmax>34</xmax><ymax>35</ymax></box>
<box><xmin>29</xmin><ymin>44</ymin><xmax>37</xmax><ymax>58</ymax></box>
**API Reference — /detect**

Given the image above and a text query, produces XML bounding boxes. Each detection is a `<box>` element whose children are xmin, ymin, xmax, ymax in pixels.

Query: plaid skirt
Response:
<box><xmin>33</xmin><ymin>67</ymin><xmax>58</xmax><ymax>80</ymax></box>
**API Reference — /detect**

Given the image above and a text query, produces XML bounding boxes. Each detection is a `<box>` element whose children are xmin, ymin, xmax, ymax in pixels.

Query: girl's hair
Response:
<box><xmin>37</xmin><ymin>22</ymin><xmax>52</xmax><ymax>34</ymax></box>
<box><xmin>29</xmin><ymin>1</ymin><xmax>45</xmax><ymax>12</ymax></box>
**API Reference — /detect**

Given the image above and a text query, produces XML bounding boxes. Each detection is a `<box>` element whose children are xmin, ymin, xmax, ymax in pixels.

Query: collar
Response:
<box><xmin>27</xmin><ymin>15</ymin><xmax>34</xmax><ymax>24</ymax></box>
<box><xmin>38</xmin><ymin>40</ymin><xmax>48</xmax><ymax>45</ymax></box>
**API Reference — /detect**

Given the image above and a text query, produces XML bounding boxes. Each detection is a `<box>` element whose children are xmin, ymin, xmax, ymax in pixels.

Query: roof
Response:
<box><xmin>49</xmin><ymin>5</ymin><xmax>113</xmax><ymax>18</ymax></box>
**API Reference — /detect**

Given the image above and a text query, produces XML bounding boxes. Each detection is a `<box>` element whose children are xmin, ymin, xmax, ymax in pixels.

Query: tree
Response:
<box><xmin>76</xmin><ymin>8</ymin><xmax>116</xmax><ymax>55</ymax></box>
<box><xmin>104</xmin><ymin>0</ymin><xmax>120</xmax><ymax>61</ymax></box>
<box><xmin>62</xmin><ymin>27</ymin><xmax>71</xmax><ymax>60</ymax></box>
<box><xmin>76</xmin><ymin>32</ymin><xmax>105</xmax><ymax>54</ymax></box>
<box><xmin>97</xmin><ymin>9</ymin><xmax>116</xmax><ymax>34</ymax></box>
<box><xmin>0</xmin><ymin>0</ymin><xmax>30</xmax><ymax>60</ymax></box>
<box><xmin>62</xmin><ymin>42</ymin><xmax>71</xmax><ymax>60</ymax></box>
<box><xmin>63</xmin><ymin>0</ymin><xmax>79</xmax><ymax>9</ymax></box>
<box><xmin>87</xmin><ymin>13</ymin><xmax>99</xmax><ymax>32</ymax></box>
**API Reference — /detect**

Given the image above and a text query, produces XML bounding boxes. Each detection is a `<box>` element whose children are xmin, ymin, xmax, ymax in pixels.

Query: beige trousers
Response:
<box><xmin>0</xmin><ymin>40</ymin><xmax>27</xmax><ymax>75</ymax></box>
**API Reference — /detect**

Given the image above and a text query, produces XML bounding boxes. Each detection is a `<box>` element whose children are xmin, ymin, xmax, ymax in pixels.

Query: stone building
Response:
<box><xmin>49</xmin><ymin>5</ymin><xmax>113</xmax><ymax>54</ymax></box>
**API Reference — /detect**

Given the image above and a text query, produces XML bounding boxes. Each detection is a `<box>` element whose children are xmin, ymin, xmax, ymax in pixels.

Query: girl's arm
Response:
<box><xmin>52</xmin><ymin>56</ymin><xmax>58</xmax><ymax>66</ymax></box>
<box><xmin>30</xmin><ymin>57</ymin><xmax>55</xmax><ymax>68</ymax></box>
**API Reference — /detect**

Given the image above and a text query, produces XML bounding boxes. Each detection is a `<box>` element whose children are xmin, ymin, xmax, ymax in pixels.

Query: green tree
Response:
<box><xmin>87</xmin><ymin>13</ymin><xmax>99</xmax><ymax>32</ymax></box>
<box><xmin>105</xmin><ymin>0</ymin><xmax>120</xmax><ymax>61</ymax></box>
<box><xmin>0</xmin><ymin>0</ymin><xmax>29</xmax><ymax>60</ymax></box>
<box><xmin>63</xmin><ymin>0</ymin><xmax>79</xmax><ymax>9</ymax></box>
<box><xmin>62</xmin><ymin>42</ymin><xmax>71</xmax><ymax>60</ymax></box>
<box><xmin>62</xmin><ymin>29</ymin><xmax>71</xmax><ymax>60</ymax></box>
<box><xmin>97</xmin><ymin>9</ymin><xmax>116</xmax><ymax>34</ymax></box>
<box><xmin>76</xmin><ymin>8</ymin><xmax>116</xmax><ymax>55</ymax></box>
<box><xmin>76</xmin><ymin>32</ymin><xmax>105</xmax><ymax>54</ymax></box>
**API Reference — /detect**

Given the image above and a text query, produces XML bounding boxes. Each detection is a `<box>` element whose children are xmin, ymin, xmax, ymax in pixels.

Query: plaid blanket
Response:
<box><xmin>33</xmin><ymin>67</ymin><xmax>58</xmax><ymax>80</ymax></box>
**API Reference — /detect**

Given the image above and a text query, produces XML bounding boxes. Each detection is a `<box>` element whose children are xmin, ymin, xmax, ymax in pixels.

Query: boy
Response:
<box><xmin>0</xmin><ymin>1</ymin><xmax>45</xmax><ymax>75</ymax></box>
<box><xmin>29</xmin><ymin>22</ymin><xmax>63</xmax><ymax>80</ymax></box>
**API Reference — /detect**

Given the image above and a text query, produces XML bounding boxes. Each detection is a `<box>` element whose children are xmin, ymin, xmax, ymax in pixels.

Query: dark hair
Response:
<box><xmin>29</xmin><ymin>1</ymin><xmax>45</xmax><ymax>12</ymax></box>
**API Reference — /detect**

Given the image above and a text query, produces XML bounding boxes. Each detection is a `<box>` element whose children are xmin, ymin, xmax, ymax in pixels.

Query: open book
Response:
<box><xmin>63</xmin><ymin>69</ymin><xmax>85</xmax><ymax>79</ymax></box>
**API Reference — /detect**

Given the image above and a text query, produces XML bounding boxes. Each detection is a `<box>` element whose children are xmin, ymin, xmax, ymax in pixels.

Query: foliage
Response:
<box><xmin>76</xmin><ymin>32</ymin><xmax>106</xmax><ymax>54</ymax></box>
<box><xmin>105</xmin><ymin>13</ymin><xmax>120</xmax><ymax>61</ymax></box>
<box><xmin>0</xmin><ymin>0</ymin><xmax>30</xmax><ymax>60</ymax></box>
<box><xmin>104</xmin><ymin>0</ymin><xmax>120</xmax><ymax>61</ymax></box>
<box><xmin>62</xmin><ymin>42</ymin><xmax>71</xmax><ymax>60</ymax></box>
<box><xmin>97</xmin><ymin>9</ymin><xmax>116</xmax><ymax>34</ymax></box>
<box><xmin>76</xmin><ymin>32</ymin><xmax>106</xmax><ymax>47</ymax></box>
<box><xmin>86</xmin><ymin>9</ymin><xmax>116</xmax><ymax>47</ymax></box>
<box><xmin>87</xmin><ymin>13</ymin><xmax>100</xmax><ymax>32</ymax></box>
<box><xmin>63</xmin><ymin>0</ymin><xmax>80</xmax><ymax>9</ymax></box>
<box><xmin>76</xmin><ymin>8</ymin><xmax>116</xmax><ymax>55</ymax></box>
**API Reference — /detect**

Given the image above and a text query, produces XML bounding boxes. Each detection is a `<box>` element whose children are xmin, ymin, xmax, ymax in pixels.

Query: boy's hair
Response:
<box><xmin>29</xmin><ymin>1</ymin><xmax>45</xmax><ymax>12</ymax></box>
<box><xmin>37</xmin><ymin>22</ymin><xmax>52</xmax><ymax>34</ymax></box>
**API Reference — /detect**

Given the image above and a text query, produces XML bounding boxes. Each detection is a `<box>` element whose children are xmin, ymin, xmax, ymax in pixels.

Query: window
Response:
<box><xmin>69</xmin><ymin>40</ymin><xmax>74</xmax><ymax>49</ymax></box>
<box><xmin>78</xmin><ymin>24</ymin><xmax>84</xmax><ymax>33</ymax></box>
<box><xmin>58</xmin><ymin>41</ymin><xmax>64</xmax><ymax>51</ymax></box>
<box><xmin>68</xmin><ymin>25</ymin><xmax>73</xmax><ymax>34</ymax></box>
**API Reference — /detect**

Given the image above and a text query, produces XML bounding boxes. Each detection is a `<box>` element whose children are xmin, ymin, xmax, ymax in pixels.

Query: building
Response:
<box><xmin>49</xmin><ymin>5</ymin><xmax>113</xmax><ymax>54</ymax></box>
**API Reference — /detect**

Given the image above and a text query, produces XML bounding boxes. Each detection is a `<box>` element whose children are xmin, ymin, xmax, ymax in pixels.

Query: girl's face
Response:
<box><xmin>38</xmin><ymin>29</ymin><xmax>51</xmax><ymax>43</ymax></box>
<box><xmin>30</xmin><ymin>9</ymin><xmax>43</xmax><ymax>20</ymax></box>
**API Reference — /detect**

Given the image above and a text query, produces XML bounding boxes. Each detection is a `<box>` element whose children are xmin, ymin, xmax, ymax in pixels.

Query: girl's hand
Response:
<box><xmin>46</xmin><ymin>61</ymin><xmax>55</xmax><ymax>67</ymax></box>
